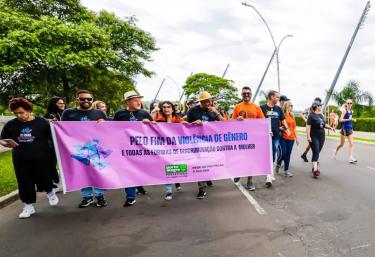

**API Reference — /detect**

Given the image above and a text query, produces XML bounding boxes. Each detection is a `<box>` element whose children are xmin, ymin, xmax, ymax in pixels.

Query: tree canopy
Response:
<box><xmin>184</xmin><ymin>73</ymin><xmax>239</xmax><ymax>110</ymax></box>
<box><xmin>0</xmin><ymin>0</ymin><xmax>158</xmax><ymax>112</ymax></box>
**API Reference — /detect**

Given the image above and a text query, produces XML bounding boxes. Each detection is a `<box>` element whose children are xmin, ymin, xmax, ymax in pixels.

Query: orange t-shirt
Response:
<box><xmin>232</xmin><ymin>102</ymin><xmax>265</xmax><ymax>119</ymax></box>
<box><xmin>282</xmin><ymin>113</ymin><xmax>297</xmax><ymax>140</ymax></box>
<box><xmin>154</xmin><ymin>113</ymin><xmax>184</xmax><ymax>123</ymax></box>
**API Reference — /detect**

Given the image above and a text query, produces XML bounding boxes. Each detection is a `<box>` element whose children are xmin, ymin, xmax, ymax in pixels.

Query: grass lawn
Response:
<box><xmin>0</xmin><ymin>151</ymin><xmax>17</xmax><ymax>197</ymax></box>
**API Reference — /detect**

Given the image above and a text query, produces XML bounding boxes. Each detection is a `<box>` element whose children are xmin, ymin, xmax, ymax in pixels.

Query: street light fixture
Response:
<box><xmin>242</xmin><ymin>2</ymin><xmax>293</xmax><ymax>94</ymax></box>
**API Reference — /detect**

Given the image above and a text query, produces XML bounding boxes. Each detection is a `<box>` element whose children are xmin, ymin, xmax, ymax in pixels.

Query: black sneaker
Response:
<box><xmin>175</xmin><ymin>183</ymin><xmax>182</xmax><ymax>191</ymax></box>
<box><xmin>206</xmin><ymin>181</ymin><xmax>213</xmax><ymax>187</ymax></box>
<box><xmin>301</xmin><ymin>154</ymin><xmax>308</xmax><ymax>162</ymax></box>
<box><xmin>136</xmin><ymin>186</ymin><xmax>147</xmax><ymax>195</ymax></box>
<box><xmin>124</xmin><ymin>199</ymin><xmax>136</xmax><ymax>207</ymax></box>
<box><xmin>96</xmin><ymin>195</ymin><xmax>108</xmax><ymax>207</ymax></box>
<box><xmin>78</xmin><ymin>197</ymin><xmax>94</xmax><ymax>208</ymax></box>
<box><xmin>233</xmin><ymin>177</ymin><xmax>240</xmax><ymax>183</ymax></box>
<box><xmin>196</xmin><ymin>190</ymin><xmax>207</xmax><ymax>199</ymax></box>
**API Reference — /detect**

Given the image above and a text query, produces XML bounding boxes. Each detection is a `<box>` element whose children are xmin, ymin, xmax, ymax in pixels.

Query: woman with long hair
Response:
<box><xmin>334</xmin><ymin>100</ymin><xmax>357</xmax><ymax>163</ymax></box>
<box><xmin>45</xmin><ymin>97</ymin><xmax>66</xmax><ymax>121</ymax></box>
<box><xmin>276</xmin><ymin>101</ymin><xmax>299</xmax><ymax>177</ymax></box>
<box><xmin>155</xmin><ymin>101</ymin><xmax>186</xmax><ymax>200</ymax></box>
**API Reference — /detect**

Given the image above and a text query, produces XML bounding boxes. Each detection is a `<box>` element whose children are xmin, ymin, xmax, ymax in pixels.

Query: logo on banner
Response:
<box><xmin>165</xmin><ymin>164</ymin><xmax>188</xmax><ymax>177</ymax></box>
<box><xmin>71</xmin><ymin>139</ymin><xmax>112</xmax><ymax>170</ymax></box>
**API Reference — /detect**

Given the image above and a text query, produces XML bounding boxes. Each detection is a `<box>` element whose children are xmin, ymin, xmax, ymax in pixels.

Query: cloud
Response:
<box><xmin>81</xmin><ymin>0</ymin><xmax>375</xmax><ymax>109</ymax></box>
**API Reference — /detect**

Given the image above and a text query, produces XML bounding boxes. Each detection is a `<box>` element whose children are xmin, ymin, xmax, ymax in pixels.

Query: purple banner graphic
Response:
<box><xmin>51</xmin><ymin>120</ymin><xmax>272</xmax><ymax>192</ymax></box>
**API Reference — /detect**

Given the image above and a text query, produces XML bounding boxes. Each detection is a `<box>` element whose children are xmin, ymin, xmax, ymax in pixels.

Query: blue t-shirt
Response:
<box><xmin>260</xmin><ymin>104</ymin><xmax>285</xmax><ymax>138</ymax></box>
<box><xmin>341</xmin><ymin>110</ymin><xmax>353</xmax><ymax>130</ymax></box>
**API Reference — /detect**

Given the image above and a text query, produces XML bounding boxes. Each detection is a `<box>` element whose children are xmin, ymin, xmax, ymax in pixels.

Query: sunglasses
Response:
<box><xmin>78</xmin><ymin>97</ymin><xmax>93</xmax><ymax>102</ymax></box>
<box><xmin>242</xmin><ymin>92</ymin><xmax>252</xmax><ymax>96</ymax></box>
<box><xmin>347</xmin><ymin>102</ymin><xmax>353</xmax><ymax>105</ymax></box>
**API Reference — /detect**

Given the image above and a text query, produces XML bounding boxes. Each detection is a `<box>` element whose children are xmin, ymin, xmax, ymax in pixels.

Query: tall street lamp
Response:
<box><xmin>276</xmin><ymin>34</ymin><xmax>293</xmax><ymax>94</ymax></box>
<box><xmin>242</xmin><ymin>2</ymin><xmax>292</xmax><ymax>94</ymax></box>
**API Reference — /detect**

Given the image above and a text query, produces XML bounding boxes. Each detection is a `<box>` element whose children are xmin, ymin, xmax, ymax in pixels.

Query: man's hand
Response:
<box><xmin>236</xmin><ymin>116</ymin><xmax>244</xmax><ymax>121</ymax></box>
<box><xmin>142</xmin><ymin>119</ymin><xmax>151</xmax><ymax>124</ymax></box>
<box><xmin>192</xmin><ymin>120</ymin><xmax>203</xmax><ymax>125</ymax></box>
<box><xmin>97</xmin><ymin>119</ymin><xmax>106</xmax><ymax>123</ymax></box>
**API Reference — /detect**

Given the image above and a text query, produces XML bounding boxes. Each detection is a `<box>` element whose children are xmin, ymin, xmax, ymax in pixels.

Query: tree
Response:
<box><xmin>331</xmin><ymin>80</ymin><xmax>374</xmax><ymax>117</ymax></box>
<box><xmin>183</xmin><ymin>73</ymin><xmax>239</xmax><ymax>110</ymax></box>
<box><xmin>0</xmin><ymin>0</ymin><xmax>158</xmax><ymax>111</ymax></box>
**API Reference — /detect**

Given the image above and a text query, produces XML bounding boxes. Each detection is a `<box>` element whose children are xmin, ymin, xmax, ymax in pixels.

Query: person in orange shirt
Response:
<box><xmin>276</xmin><ymin>101</ymin><xmax>299</xmax><ymax>177</ymax></box>
<box><xmin>232</xmin><ymin>86</ymin><xmax>265</xmax><ymax>191</ymax></box>
<box><xmin>155</xmin><ymin>101</ymin><xmax>186</xmax><ymax>200</ymax></box>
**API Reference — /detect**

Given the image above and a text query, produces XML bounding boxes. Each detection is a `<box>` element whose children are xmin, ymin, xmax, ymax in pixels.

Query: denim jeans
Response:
<box><xmin>279</xmin><ymin>138</ymin><xmax>295</xmax><ymax>171</ymax></box>
<box><xmin>124</xmin><ymin>187</ymin><xmax>136</xmax><ymax>200</ymax></box>
<box><xmin>81</xmin><ymin>187</ymin><xmax>105</xmax><ymax>198</ymax></box>
<box><xmin>272</xmin><ymin>137</ymin><xmax>280</xmax><ymax>163</ymax></box>
<box><xmin>165</xmin><ymin>184</ymin><xmax>173</xmax><ymax>194</ymax></box>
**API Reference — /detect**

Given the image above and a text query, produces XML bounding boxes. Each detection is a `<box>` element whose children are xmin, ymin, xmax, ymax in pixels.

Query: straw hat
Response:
<box><xmin>124</xmin><ymin>91</ymin><xmax>143</xmax><ymax>101</ymax></box>
<box><xmin>198</xmin><ymin>91</ymin><xmax>213</xmax><ymax>102</ymax></box>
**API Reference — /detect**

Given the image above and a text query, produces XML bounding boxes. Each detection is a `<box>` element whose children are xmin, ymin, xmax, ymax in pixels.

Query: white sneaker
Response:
<box><xmin>265</xmin><ymin>175</ymin><xmax>273</xmax><ymax>188</ymax></box>
<box><xmin>333</xmin><ymin>149</ymin><xmax>338</xmax><ymax>159</ymax></box>
<box><xmin>19</xmin><ymin>204</ymin><xmax>35</xmax><ymax>219</ymax></box>
<box><xmin>349</xmin><ymin>157</ymin><xmax>358</xmax><ymax>163</ymax></box>
<box><xmin>47</xmin><ymin>191</ymin><xmax>59</xmax><ymax>206</ymax></box>
<box><xmin>53</xmin><ymin>183</ymin><xmax>63</xmax><ymax>193</ymax></box>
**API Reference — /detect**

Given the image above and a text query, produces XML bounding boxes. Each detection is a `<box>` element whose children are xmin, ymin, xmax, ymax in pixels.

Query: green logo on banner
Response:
<box><xmin>165</xmin><ymin>164</ymin><xmax>188</xmax><ymax>174</ymax></box>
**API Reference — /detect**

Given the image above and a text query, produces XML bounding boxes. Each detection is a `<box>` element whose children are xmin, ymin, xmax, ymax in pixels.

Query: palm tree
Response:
<box><xmin>331</xmin><ymin>80</ymin><xmax>374</xmax><ymax>117</ymax></box>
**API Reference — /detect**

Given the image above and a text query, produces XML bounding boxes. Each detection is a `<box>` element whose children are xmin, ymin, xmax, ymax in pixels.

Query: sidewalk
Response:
<box><xmin>297</xmin><ymin>126</ymin><xmax>375</xmax><ymax>143</ymax></box>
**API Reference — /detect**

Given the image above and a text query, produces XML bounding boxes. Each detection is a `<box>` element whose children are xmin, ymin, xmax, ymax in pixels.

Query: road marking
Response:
<box><xmin>367</xmin><ymin>167</ymin><xmax>375</xmax><ymax>174</ymax></box>
<box><xmin>233</xmin><ymin>180</ymin><xmax>267</xmax><ymax>215</ymax></box>
<box><xmin>351</xmin><ymin>244</ymin><xmax>371</xmax><ymax>251</ymax></box>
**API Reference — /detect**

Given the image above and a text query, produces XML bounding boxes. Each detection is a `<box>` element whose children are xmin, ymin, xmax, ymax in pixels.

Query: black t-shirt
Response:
<box><xmin>260</xmin><ymin>104</ymin><xmax>285</xmax><ymax>138</ymax></box>
<box><xmin>113</xmin><ymin>109</ymin><xmax>153</xmax><ymax>122</ymax></box>
<box><xmin>0</xmin><ymin>117</ymin><xmax>54</xmax><ymax>160</ymax></box>
<box><xmin>61</xmin><ymin>108</ymin><xmax>107</xmax><ymax>121</ymax></box>
<box><xmin>307</xmin><ymin>112</ymin><xmax>325</xmax><ymax>137</ymax></box>
<box><xmin>187</xmin><ymin>105</ymin><xmax>220</xmax><ymax>123</ymax></box>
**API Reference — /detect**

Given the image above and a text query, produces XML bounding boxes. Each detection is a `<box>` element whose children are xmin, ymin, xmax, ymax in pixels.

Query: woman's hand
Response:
<box><xmin>307</xmin><ymin>137</ymin><xmax>312</xmax><ymax>143</ymax></box>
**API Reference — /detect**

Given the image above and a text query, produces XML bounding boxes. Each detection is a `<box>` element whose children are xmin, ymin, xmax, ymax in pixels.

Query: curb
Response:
<box><xmin>0</xmin><ymin>190</ymin><xmax>19</xmax><ymax>209</ymax></box>
<box><xmin>296</xmin><ymin>132</ymin><xmax>375</xmax><ymax>146</ymax></box>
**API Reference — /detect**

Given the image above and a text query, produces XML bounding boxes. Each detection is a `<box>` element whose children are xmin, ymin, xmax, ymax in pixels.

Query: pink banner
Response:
<box><xmin>51</xmin><ymin>120</ymin><xmax>272</xmax><ymax>192</ymax></box>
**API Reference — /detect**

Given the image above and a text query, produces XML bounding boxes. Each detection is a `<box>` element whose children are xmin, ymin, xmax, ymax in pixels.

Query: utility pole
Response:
<box><xmin>153</xmin><ymin>78</ymin><xmax>165</xmax><ymax>102</ymax></box>
<box><xmin>324</xmin><ymin>1</ymin><xmax>371</xmax><ymax>107</ymax></box>
<box><xmin>221</xmin><ymin>64</ymin><xmax>230</xmax><ymax>78</ymax></box>
<box><xmin>252</xmin><ymin>48</ymin><xmax>277</xmax><ymax>102</ymax></box>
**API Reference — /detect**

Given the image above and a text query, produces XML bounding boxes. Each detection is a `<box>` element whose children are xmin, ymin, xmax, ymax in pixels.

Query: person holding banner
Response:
<box><xmin>187</xmin><ymin>91</ymin><xmax>225</xmax><ymax>199</ymax></box>
<box><xmin>260</xmin><ymin>90</ymin><xmax>290</xmax><ymax>187</ymax></box>
<box><xmin>113</xmin><ymin>90</ymin><xmax>153</xmax><ymax>207</ymax></box>
<box><xmin>61</xmin><ymin>90</ymin><xmax>108</xmax><ymax>208</ymax></box>
<box><xmin>155</xmin><ymin>100</ymin><xmax>186</xmax><ymax>200</ymax></box>
<box><xmin>232</xmin><ymin>86</ymin><xmax>265</xmax><ymax>191</ymax></box>
<box><xmin>0</xmin><ymin>98</ymin><xmax>59</xmax><ymax>219</ymax></box>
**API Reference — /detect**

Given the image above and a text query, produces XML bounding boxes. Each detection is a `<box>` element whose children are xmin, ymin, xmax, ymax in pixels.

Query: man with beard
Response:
<box><xmin>113</xmin><ymin>91</ymin><xmax>153</xmax><ymax>207</ymax></box>
<box><xmin>232</xmin><ymin>86</ymin><xmax>265</xmax><ymax>190</ymax></box>
<box><xmin>187</xmin><ymin>91</ymin><xmax>225</xmax><ymax>199</ymax></box>
<box><xmin>61</xmin><ymin>90</ymin><xmax>108</xmax><ymax>208</ymax></box>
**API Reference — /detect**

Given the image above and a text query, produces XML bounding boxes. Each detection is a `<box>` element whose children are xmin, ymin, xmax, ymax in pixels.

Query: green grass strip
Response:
<box><xmin>0</xmin><ymin>151</ymin><xmax>17</xmax><ymax>197</ymax></box>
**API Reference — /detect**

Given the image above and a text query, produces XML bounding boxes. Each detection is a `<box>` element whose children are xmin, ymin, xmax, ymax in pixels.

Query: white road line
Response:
<box><xmin>233</xmin><ymin>180</ymin><xmax>267</xmax><ymax>215</ymax></box>
<box><xmin>367</xmin><ymin>166</ymin><xmax>375</xmax><ymax>172</ymax></box>
<box><xmin>350</xmin><ymin>244</ymin><xmax>371</xmax><ymax>251</ymax></box>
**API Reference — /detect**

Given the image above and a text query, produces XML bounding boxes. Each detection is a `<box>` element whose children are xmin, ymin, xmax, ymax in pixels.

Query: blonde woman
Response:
<box><xmin>334</xmin><ymin>100</ymin><xmax>357</xmax><ymax>163</ymax></box>
<box><xmin>276</xmin><ymin>101</ymin><xmax>299</xmax><ymax>177</ymax></box>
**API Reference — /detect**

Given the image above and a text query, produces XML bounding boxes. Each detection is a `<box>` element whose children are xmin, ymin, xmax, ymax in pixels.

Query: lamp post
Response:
<box><xmin>242</xmin><ymin>2</ymin><xmax>292</xmax><ymax>95</ymax></box>
<box><xmin>276</xmin><ymin>34</ymin><xmax>293</xmax><ymax>94</ymax></box>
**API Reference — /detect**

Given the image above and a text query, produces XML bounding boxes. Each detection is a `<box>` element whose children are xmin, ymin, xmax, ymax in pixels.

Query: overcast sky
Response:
<box><xmin>81</xmin><ymin>0</ymin><xmax>374</xmax><ymax>109</ymax></box>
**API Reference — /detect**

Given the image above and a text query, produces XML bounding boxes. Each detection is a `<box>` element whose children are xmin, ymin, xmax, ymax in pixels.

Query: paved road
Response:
<box><xmin>1</xmin><ymin>136</ymin><xmax>375</xmax><ymax>257</ymax></box>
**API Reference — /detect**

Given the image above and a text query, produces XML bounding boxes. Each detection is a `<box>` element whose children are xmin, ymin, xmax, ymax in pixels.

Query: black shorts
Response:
<box><xmin>341</xmin><ymin>129</ymin><xmax>353</xmax><ymax>136</ymax></box>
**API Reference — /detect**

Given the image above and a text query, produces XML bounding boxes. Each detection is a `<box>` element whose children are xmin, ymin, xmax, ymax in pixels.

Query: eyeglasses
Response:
<box><xmin>57</xmin><ymin>102</ymin><xmax>65</xmax><ymax>105</ymax></box>
<box><xmin>78</xmin><ymin>97</ymin><xmax>93</xmax><ymax>102</ymax></box>
<box><xmin>162</xmin><ymin>105</ymin><xmax>172</xmax><ymax>109</ymax></box>
<box><xmin>347</xmin><ymin>102</ymin><xmax>353</xmax><ymax>105</ymax></box>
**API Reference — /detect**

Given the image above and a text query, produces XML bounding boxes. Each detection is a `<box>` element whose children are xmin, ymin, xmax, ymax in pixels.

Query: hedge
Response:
<box><xmin>295</xmin><ymin>116</ymin><xmax>375</xmax><ymax>132</ymax></box>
